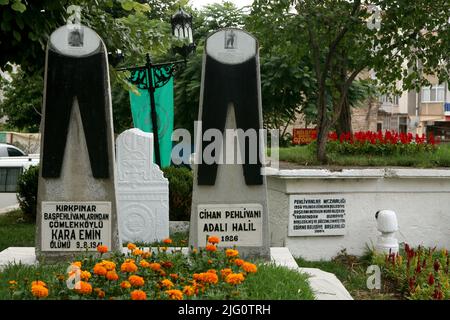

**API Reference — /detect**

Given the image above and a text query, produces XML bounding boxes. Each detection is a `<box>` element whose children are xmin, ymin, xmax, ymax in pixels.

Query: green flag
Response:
<box><xmin>129</xmin><ymin>77</ymin><xmax>174</xmax><ymax>168</ymax></box>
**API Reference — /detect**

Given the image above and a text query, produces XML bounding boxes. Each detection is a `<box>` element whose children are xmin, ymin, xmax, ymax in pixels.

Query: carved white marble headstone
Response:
<box><xmin>116</xmin><ymin>128</ymin><xmax>169</xmax><ymax>243</ymax></box>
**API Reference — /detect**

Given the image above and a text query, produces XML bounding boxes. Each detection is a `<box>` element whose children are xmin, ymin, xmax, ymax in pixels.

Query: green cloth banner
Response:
<box><xmin>129</xmin><ymin>77</ymin><xmax>174</xmax><ymax>168</ymax></box>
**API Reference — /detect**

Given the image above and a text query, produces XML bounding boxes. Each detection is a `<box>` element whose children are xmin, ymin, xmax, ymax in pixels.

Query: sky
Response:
<box><xmin>190</xmin><ymin>0</ymin><xmax>254</xmax><ymax>10</ymax></box>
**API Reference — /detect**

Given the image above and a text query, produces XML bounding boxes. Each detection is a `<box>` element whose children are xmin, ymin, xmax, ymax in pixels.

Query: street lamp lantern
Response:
<box><xmin>171</xmin><ymin>8</ymin><xmax>195</xmax><ymax>59</ymax></box>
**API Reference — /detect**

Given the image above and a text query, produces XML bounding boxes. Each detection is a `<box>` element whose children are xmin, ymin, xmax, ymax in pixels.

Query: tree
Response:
<box><xmin>0</xmin><ymin>0</ymin><xmax>174</xmax><ymax>132</ymax></box>
<box><xmin>249</xmin><ymin>0</ymin><xmax>450</xmax><ymax>163</ymax></box>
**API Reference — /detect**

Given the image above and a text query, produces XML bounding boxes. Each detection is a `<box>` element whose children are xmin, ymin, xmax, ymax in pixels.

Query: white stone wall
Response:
<box><xmin>266</xmin><ymin>168</ymin><xmax>450</xmax><ymax>260</ymax></box>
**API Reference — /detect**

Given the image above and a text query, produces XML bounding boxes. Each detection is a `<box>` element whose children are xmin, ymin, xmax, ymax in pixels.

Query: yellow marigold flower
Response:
<box><xmin>234</xmin><ymin>259</ymin><xmax>244</xmax><ymax>266</ymax></box>
<box><xmin>206</xmin><ymin>244</ymin><xmax>217</xmax><ymax>252</ymax></box>
<box><xmin>101</xmin><ymin>260</ymin><xmax>116</xmax><ymax>271</ymax></box>
<box><xmin>97</xmin><ymin>245</ymin><xmax>108</xmax><ymax>254</ymax></box>
<box><xmin>161</xmin><ymin>279</ymin><xmax>174</xmax><ymax>289</ymax></box>
<box><xmin>192</xmin><ymin>248</ymin><xmax>198</xmax><ymax>254</ymax></box>
<box><xmin>149</xmin><ymin>262</ymin><xmax>161</xmax><ymax>272</ymax></box>
<box><xmin>80</xmin><ymin>271</ymin><xmax>91</xmax><ymax>281</ymax></box>
<box><xmin>130</xmin><ymin>290</ymin><xmax>147</xmax><ymax>300</ymax></box>
<box><xmin>121</xmin><ymin>261</ymin><xmax>138</xmax><ymax>273</ymax></box>
<box><xmin>129</xmin><ymin>275</ymin><xmax>145</xmax><ymax>287</ymax></box>
<box><xmin>106</xmin><ymin>271</ymin><xmax>119</xmax><ymax>281</ymax></box>
<box><xmin>221</xmin><ymin>268</ymin><xmax>232</xmax><ymax>278</ymax></box>
<box><xmin>31</xmin><ymin>284</ymin><xmax>49</xmax><ymax>298</ymax></box>
<box><xmin>208</xmin><ymin>236</ymin><xmax>220</xmax><ymax>244</ymax></box>
<box><xmin>242</xmin><ymin>262</ymin><xmax>257</xmax><ymax>274</ymax></box>
<box><xmin>31</xmin><ymin>280</ymin><xmax>47</xmax><ymax>287</ymax></box>
<box><xmin>183</xmin><ymin>285</ymin><xmax>195</xmax><ymax>296</ymax></box>
<box><xmin>226</xmin><ymin>249</ymin><xmax>239</xmax><ymax>257</ymax></box>
<box><xmin>160</xmin><ymin>246</ymin><xmax>168</xmax><ymax>252</ymax></box>
<box><xmin>166</xmin><ymin>289</ymin><xmax>183</xmax><ymax>300</ymax></box>
<box><xmin>72</xmin><ymin>261</ymin><xmax>82</xmax><ymax>268</ymax></box>
<box><xmin>127</xmin><ymin>243</ymin><xmax>137</xmax><ymax>250</ymax></box>
<box><xmin>163</xmin><ymin>238</ymin><xmax>173</xmax><ymax>244</ymax></box>
<box><xmin>9</xmin><ymin>280</ymin><xmax>17</xmax><ymax>285</ymax></box>
<box><xmin>225</xmin><ymin>273</ymin><xmax>245</xmax><ymax>285</ymax></box>
<box><xmin>93</xmin><ymin>263</ymin><xmax>107</xmax><ymax>276</ymax></box>
<box><xmin>75</xmin><ymin>281</ymin><xmax>92</xmax><ymax>295</ymax></box>
<box><xmin>120</xmin><ymin>281</ymin><xmax>131</xmax><ymax>289</ymax></box>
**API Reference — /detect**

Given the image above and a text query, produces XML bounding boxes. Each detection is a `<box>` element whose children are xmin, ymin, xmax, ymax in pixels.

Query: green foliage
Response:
<box><xmin>162</xmin><ymin>166</ymin><xmax>192</xmax><ymax>221</ymax></box>
<box><xmin>16</xmin><ymin>165</ymin><xmax>38</xmax><ymax>220</ymax></box>
<box><xmin>0</xmin><ymin>68</ymin><xmax>42</xmax><ymax>132</ymax></box>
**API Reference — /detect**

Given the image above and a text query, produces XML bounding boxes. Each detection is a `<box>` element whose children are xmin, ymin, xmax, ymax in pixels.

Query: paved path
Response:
<box><xmin>0</xmin><ymin>193</ymin><xmax>19</xmax><ymax>214</ymax></box>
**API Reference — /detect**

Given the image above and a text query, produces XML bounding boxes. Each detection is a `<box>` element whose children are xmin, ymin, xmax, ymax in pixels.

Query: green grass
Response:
<box><xmin>277</xmin><ymin>143</ymin><xmax>450</xmax><ymax>168</ymax></box>
<box><xmin>241</xmin><ymin>263</ymin><xmax>314</xmax><ymax>300</ymax></box>
<box><xmin>0</xmin><ymin>210</ymin><xmax>35</xmax><ymax>251</ymax></box>
<box><xmin>295</xmin><ymin>249</ymin><xmax>401</xmax><ymax>300</ymax></box>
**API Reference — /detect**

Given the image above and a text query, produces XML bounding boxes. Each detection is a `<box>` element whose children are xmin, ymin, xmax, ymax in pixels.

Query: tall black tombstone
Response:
<box><xmin>35</xmin><ymin>24</ymin><xmax>120</xmax><ymax>262</ymax></box>
<box><xmin>189</xmin><ymin>28</ymin><xmax>270</xmax><ymax>259</ymax></box>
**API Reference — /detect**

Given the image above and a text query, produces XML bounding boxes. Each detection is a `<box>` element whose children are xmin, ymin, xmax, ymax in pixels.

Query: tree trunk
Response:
<box><xmin>316</xmin><ymin>118</ymin><xmax>329</xmax><ymax>164</ymax></box>
<box><xmin>335</xmin><ymin>97</ymin><xmax>352</xmax><ymax>136</ymax></box>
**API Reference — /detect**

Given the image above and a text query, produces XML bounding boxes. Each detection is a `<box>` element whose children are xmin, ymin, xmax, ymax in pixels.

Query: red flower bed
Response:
<box><xmin>327</xmin><ymin>130</ymin><xmax>436</xmax><ymax>145</ymax></box>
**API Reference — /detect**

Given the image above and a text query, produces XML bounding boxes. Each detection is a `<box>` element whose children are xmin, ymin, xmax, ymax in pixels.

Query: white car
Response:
<box><xmin>0</xmin><ymin>144</ymin><xmax>39</xmax><ymax>192</ymax></box>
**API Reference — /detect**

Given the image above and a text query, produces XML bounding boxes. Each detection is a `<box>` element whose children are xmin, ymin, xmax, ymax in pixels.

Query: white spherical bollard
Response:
<box><xmin>375</xmin><ymin>210</ymin><xmax>399</xmax><ymax>254</ymax></box>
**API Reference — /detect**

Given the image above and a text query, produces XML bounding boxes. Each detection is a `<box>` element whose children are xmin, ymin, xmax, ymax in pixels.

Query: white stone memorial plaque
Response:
<box><xmin>41</xmin><ymin>201</ymin><xmax>111</xmax><ymax>251</ymax></box>
<box><xmin>289</xmin><ymin>195</ymin><xmax>347</xmax><ymax>236</ymax></box>
<box><xmin>197</xmin><ymin>204</ymin><xmax>263</xmax><ymax>247</ymax></box>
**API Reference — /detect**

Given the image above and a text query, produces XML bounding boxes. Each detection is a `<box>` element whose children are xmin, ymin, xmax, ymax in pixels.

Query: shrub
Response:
<box><xmin>162</xmin><ymin>166</ymin><xmax>192</xmax><ymax>221</ymax></box>
<box><xmin>16</xmin><ymin>165</ymin><xmax>39</xmax><ymax>221</ymax></box>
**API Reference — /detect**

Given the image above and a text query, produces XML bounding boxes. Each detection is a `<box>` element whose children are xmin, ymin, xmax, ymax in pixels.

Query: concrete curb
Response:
<box><xmin>0</xmin><ymin>246</ymin><xmax>353</xmax><ymax>300</ymax></box>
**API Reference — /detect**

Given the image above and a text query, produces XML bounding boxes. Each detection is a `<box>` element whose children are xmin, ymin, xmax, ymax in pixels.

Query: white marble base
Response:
<box><xmin>0</xmin><ymin>246</ymin><xmax>352</xmax><ymax>300</ymax></box>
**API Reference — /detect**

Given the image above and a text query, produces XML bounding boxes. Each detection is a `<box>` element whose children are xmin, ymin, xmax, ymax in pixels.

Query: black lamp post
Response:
<box><xmin>117</xmin><ymin>8</ymin><xmax>195</xmax><ymax>167</ymax></box>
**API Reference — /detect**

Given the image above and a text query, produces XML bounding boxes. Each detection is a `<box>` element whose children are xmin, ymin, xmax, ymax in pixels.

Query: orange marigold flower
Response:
<box><xmin>195</xmin><ymin>272</ymin><xmax>218</xmax><ymax>284</ymax></box>
<box><xmin>183</xmin><ymin>285</ymin><xmax>195</xmax><ymax>296</ymax></box>
<box><xmin>9</xmin><ymin>280</ymin><xmax>17</xmax><ymax>285</ymax></box>
<box><xmin>225</xmin><ymin>273</ymin><xmax>245</xmax><ymax>285</ymax></box>
<box><xmin>221</xmin><ymin>268</ymin><xmax>232</xmax><ymax>278</ymax></box>
<box><xmin>72</xmin><ymin>261</ymin><xmax>82</xmax><ymax>268</ymax></box>
<box><xmin>106</xmin><ymin>271</ymin><xmax>119</xmax><ymax>281</ymax></box>
<box><xmin>161</xmin><ymin>279</ymin><xmax>174</xmax><ymax>289</ymax></box>
<box><xmin>97</xmin><ymin>245</ymin><xmax>108</xmax><ymax>254</ymax></box>
<box><xmin>31</xmin><ymin>284</ymin><xmax>48</xmax><ymax>298</ymax></box>
<box><xmin>163</xmin><ymin>238</ymin><xmax>173</xmax><ymax>244</ymax></box>
<box><xmin>207</xmin><ymin>259</ymin><xmax>213</xmax><ymax>264</ymax></box>
<box><xmin>75</xmin><ymin>281</ymin><xmax>92</xmax><ymax>295</ymax></box>
<box><xmin>160</xmin><ymin>246</ymin><xmax>168</xmax><ymax>252</ymax></box>
<box><xmin>31</xmin><ymin>280</ymin><xmax>47</xmax><ymax>287</ymax></box>
<box><xmin>129</xmin><ymin>275</ymin><xmax>145</xmax><ymax>287</ymax></box>
<box><xmin>101</xmin><ymin>260</ymin><xmax>116</xmax><ymax>271</ymax></box>
<box><xmin>80</xmin><ymin>271</ymin><xmax>91</xmax><ymax>281</ymax></box>
<box><xmin>120</xmin><ymin>281</ymin><xmax>131</xmax><ymax>289</ymax></box>
<box><xmin>140</xmin><ymin>260</ymin><xmax>151</xmax><ymax>268</ymax></box>
<box><xmin>142</xmin><ymin>251</ymin><xmax>152</xmax><ymax>259</ymax></box>
<box><xmin>242</xmin><ymin>262</ymin><xmax>257</xmax><ymax>274</ymax></box>
<box><xmin>159</xmin><ymin>270</ymin><xmax>167</xmax><ymax>277</ymax></box>
<box><xmin>207</xmin><ymin>269</ymin><xmax>217</xmax><ymax>274</ymax></box>
<box><xmin>166</xmin><ymin>289</ymin><xmax>183</xmax><ymax>300</ymax></box>
<box><xmin>132</xmin><ymin>248</ymin><xmax>144</xmax><ymax>256</ymax></box>
<box><xmin>207</xmin><ymin>236</ymin><xmax>220</xmax><ymax>244</ymax></box>
<box><xmin>149</xmin><ymin>262</ymin><xmax>161</xmax><ymax>272</ymax></box>
<box><xmin>121</xmin><ymin>261</ymin><xmax>138</xmax><ymax>273</ymax></box>
<box><xmin>226</xmin><ymin>249</ymin><xmax>239</xmax><ymax>257</ymax></box>
<box><xmin>206</xmin><ymin>244</ymin><xmax>217</xmax><ymax>252</ymax></box>
<box><xmin>127</xmin><ymin>243</ymin><xmax>137</xmax><ymax>250</ymax></box>
<box><xmin>170</xmin><ymin>273</ymin><xmax>179</xmax><ymax>280</ymax></box>
<box><xmin>234</xmin><ymin>259</ymin><xmax>244</xmax><ymax>266</ymax></box>
<box><xmin>130</xmin><ymin>290</ymin><xmax>147</xmax><ymax>300</ymax></box>
<box><xmin>93</xmin><ymin>263</ymin><xmax>107</xmax><ymax>276</ymax></box>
